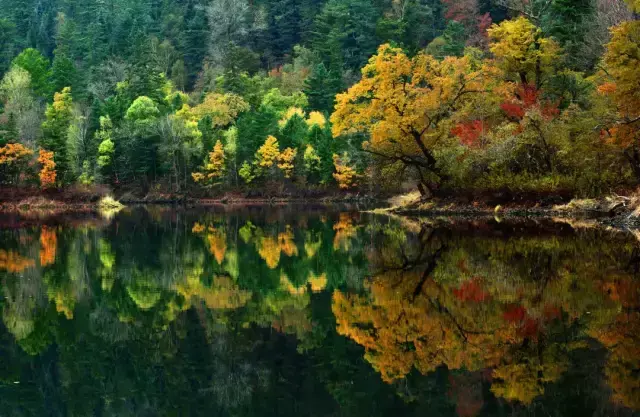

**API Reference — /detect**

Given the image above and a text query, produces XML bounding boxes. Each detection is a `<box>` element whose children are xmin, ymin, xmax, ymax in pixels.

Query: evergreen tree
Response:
<box><xmin>41</xmin><ymin>87</ymin><xmax>74</xmax><ymax>183</ymax></box>
<box><xmin>303</xmin><ymin>63</ymin><xmax>342</xmax><ymax>113</ymax></box>
<box><xmin>0</xmin><ymin>18</ymin><xmax>17</xmax><ymax>74</ymax></box>
<box><xmin>50</xmin><ymin>53</ymin><xmax>79</xmax><ymax>98</ymax></box>
<box><xmin>542</xmin><ymin>0</ymin><xmax>594</xmax><ymax>69</ymax></box>
<box><xmin>268</xmin><ymin>0</ymin><xmax>302</xmax><ymax>64</ymax></box>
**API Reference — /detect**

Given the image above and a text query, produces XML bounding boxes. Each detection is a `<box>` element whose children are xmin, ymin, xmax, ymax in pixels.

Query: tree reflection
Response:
<box><xmin>0</xmin><ymin>211</ymin><xmax>638</xmax><ymax>415</ymax></box>
<box><xmin>333</xmin><ymin>224</ymin><xmax>640</xmax><ymax>408</ymax></box>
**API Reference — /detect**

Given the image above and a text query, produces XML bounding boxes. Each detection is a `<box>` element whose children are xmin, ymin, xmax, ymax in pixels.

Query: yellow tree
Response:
<box><xmin>487</xmin><ymin>16</ymin><xmax>561</xmax><ymax>88</ymax></box>
<box><xmin>332</xmin><ymin>153</ymin><xmax>358</xmax><ymax>190</ymax></box>
<box><xmin>598</xmin><ymin>20</ymin><xmax>640</xmax><ymax>180</ymax></box>
<box><xmin>192</xmin><ymin>140</ymin><xmax>226</xmax><ymax>185</ymax></box>
<box><xmin>257</xmin><ymin>135</ymin><xmax>280</xmax><ymax>169</ymax></box>
<box><xmin>38</xmin><ymin>149</ymin><xmax>56</xmax><ymax>189</ymax></box>
<box><xmin>278</xmin><ymin>147</ymin><xmax>297</xmax><ymax>178</ymax></box>
<box><xmin>331</xmin><ymin>44</ymin><xmax>486</xmax><ymax>195</ymax></box>
<box><xmin>0</xmin><ymin>143</ymin><xmax>33</xmax><ymax>185</ymax></box>
<box><xmin>190</xmin><ymin>92</ymin><xmax>250</xmax><ymax>128</ymax></box>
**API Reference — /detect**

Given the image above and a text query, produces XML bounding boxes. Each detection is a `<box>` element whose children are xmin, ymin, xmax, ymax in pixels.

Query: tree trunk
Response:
<box><xmin>625</xmin><ymin>147</ymin><xmax>640</xmax><ymax>183</ymax></box>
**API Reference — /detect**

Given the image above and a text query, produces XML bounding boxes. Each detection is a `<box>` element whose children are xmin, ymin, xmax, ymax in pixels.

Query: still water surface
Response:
<box><xmin>0</xmin><ymin>206</ymin><xmax>638</xmax><ymax>416</ymax></box>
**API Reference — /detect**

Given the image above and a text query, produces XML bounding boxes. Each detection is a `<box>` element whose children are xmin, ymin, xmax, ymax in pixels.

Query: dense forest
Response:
<box><xmin>0</xmin><ymin>0</ymin><xmax>638</xmax><ymax>198</ymax></box>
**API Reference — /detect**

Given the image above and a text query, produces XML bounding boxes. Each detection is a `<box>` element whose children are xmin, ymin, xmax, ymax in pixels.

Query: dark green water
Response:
<box><xmin>0</xmin><ymin>206</ymin><xmax>638</xmax><ymax>416</ymax></box>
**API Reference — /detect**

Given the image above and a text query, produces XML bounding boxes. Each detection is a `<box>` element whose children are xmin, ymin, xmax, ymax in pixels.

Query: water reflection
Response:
<box><xmin>0</xmin><ymin>207</ymin><xmax>638</xmax><ymax>416</ymax></box>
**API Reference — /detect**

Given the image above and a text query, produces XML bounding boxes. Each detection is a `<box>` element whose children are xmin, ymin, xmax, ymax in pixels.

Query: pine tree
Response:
<box><xmin>50</xmin><ymin>52</ymin><xmax>79</xmax><ymax>97</ymax></box>
<box><xmin>41</xmin><ymin>87</ymin><xmax>74</xmax><ymax>183</ymax></box>
<box><xmin>303</xmin><ymin>63</ymin><xmax>343</xmax><ymax>113</ymax></box>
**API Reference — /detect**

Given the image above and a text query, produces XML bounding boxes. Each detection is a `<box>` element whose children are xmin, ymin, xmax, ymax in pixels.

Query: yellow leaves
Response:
<box><xmin>192</xmin><ymin>222</ymin><xmax>206</xmax><ymax>233</ymax></box>
<box><xmin>278</xmin><ymin>107</ymin><xmax>305</xmax><ymax>128</ymax></box>
<box><xmin>602</xmin><ymin>21</ymin><xmax>640</xmax><ymax>119</ymax></box>
<box><xmin>305</xmin><ymin>111</ymin><xmax>326</xmax><ymax>128</ymax></box>
<box><xmin>280</xmin><ymin>271</ymin><xmax>326</xmax><ymax>296</ymax></box>
<box><xmin>258</xmin><ymin>236</ymin><xmax>281</xmax><ymax>269</ymax></box>
<box><xmin>257</xmin><ymin>227</ymin><xmax>298</xmax><ymax>269</ymax></box>
<box><xmin>487</xmin><ymin>16</ymin><xmax>561</xmax><ymax>83</ymax></box>
<box><xmin>257</xmin><ymin>135</ymin><xmax>280</xmax><ymax>168</ymax></box>
<box><xmin>192</xmin><ymin>140</ymin><xmax>226</xmax><ymax>185</ymax></box>
<box><xmin>332</xmin><ymin>153</ymin><xmax>358</xmax><ymax>189</ymax></box>
<box><xmin>303</xmin><ymin>145</ymin><xmax>321</xmax><ymax>174</ymax></box>
<box><xmin>277</xmin><ymin>147</ymin><xmax>297</xmax><ymax>178</ymax></box>
<box><xmin>177</xmin><ymin>274</ymin><xmax>251</xmax><ymax>310</ymax></box>
<box><xmin>0</xmin><ymin>250</ymin><xmax>35</xmax><ymax>272</ymax></box>
<box><xmin>625</xmin><ymin>0</ymin><xmax>640</xmax><ymax>12</ymax></box>
<box><xmin>37</xmin><ymin>148</ymin><xmax>56</xmax><ymax>189</ymax></box>
<box><xmin>278</xmin><ymin>226</ymin><xmax>298</xmax><ymax>257</ymax></box>
<box><xmin>50</xmin><ymin>87</ymin><xmax>73</xmax><ymax>113</ymax></box>
<box><xmin>251</xmin><ymin>135</ymin><xmax>298</xmax><ymax>180</ymax></box>
<box><xmin>597</xmin><ymin>82</ymin><xmax>617</xmax><ymax>95</ymax></box>
<box><xmin>333</xmin><ymin>213</ymin><xmax>358</xmax><ymax>250</ymax></box>
<box><xmin>597</xmin><ymin>20</ymin><xmax>640</xmax><ymax>151</ymax></box>
<box><xmin>0</xmin><ymin>143</ymin><xmax>33</xmax><ymax>165</ymax></box>
<box><xmin>240</xmin><ymin>224</ymin><xmax>300</xmax><ymax>269</ymax></box>
<box><xmin>39</xmin><ymin>226</ymin><xmax>57</xmax><ymax>267</ymax></box>
<box><xmin>192</xmin><ymin>92</ymin><xmax>249</xmax><ymax>128</ymax></box>
<box><xmin>280</xmin><ymin>273</ymin><xmax>306</xmax><ymax>296</ymax></box>
<box><xmin>207</xmin><ymin>230</ymin><xmax>227</xmax><ymax>264</ymax></box>
<box><xmin>307</xmin><ymin>272</ymin><xmax>327</xmax><ymax>292</ymax></box>
<box><xmin>330</xmin><ymin>43</ymin><xmax>486</xmax><ymax>188</ymax></box>
<box><xmin>192</xmin><ymin>222</ymin><xmax>227</xmax><ymax>264</ymax></box>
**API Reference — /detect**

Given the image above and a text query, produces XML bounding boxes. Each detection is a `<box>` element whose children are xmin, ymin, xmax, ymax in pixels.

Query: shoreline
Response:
<box><xmin>2</xmin><ymin>190</ymin><xmax>640</xmax><ymax>229</ymax></box>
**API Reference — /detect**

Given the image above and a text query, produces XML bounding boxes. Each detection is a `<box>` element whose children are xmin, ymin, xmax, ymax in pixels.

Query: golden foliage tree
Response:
<box><xmin>257</xmin><ymin>135</ymin><xmax>280</xmax><ymax>169</ymax></box>
<box><xmin>332</xmin><ymin>153</ymin><xmax>358</xmax><ymax>189</ymax></box>
<box><xmin>487</xmin><ymin>16</ymin><xmax>561</xmax><ymax>87</ymax></box>
<box><xmin>331</xmin><ymin>44</ymin><xmax>486</xmax><ymax>195</ymax></box>
<box><xmin>192</xmin><ymin>140</ymin><xmax>226</xmax><ymax>185</ymax></box>
<box><xmin>277</xmin><ymin>147</ymin><xmax>297</xmax><ymax>178</ymax></box>
<box><xmin>0</xmin><ymin>143</ymin><xmax>33</xmax><ymax>185</ymax></box>
<box><xmin>37</xmin><ymin>148</ymin><xmax>56</xmax><ymax>188</ymax></box>
<box><xmin>598</xmin><ymin>20</ymin><xmax>640</xmax><ymax>180</ymax></box>
<box><xmin>191</xmin><ymin>92</ymin><xmax>250</xmax><ymax>128</ymax></box>
<box><xmin>0</xmin><ymin>143</ymin><xmax>33</xmax><ymax>165</ymax></box>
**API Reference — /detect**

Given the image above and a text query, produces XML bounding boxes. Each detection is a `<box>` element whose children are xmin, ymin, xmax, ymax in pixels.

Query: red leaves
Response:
<box><xmin>503</xmin><ymin>305</ymin><xmax>527</xmax><ymax>323</ymax></box>
<box><xmin>452</xmin><ymin>120</ymin><xmax>485</xmax><ymax>147</ymax></box>
<box><xmin>453</xmin><ymin>277</ymin><xmax>491</xmax><ymax>303</ymax></box>
<box><xmin>443</xmin><ymin>0</ymin><xmax>479</xmax><ymax>23</ymax></box>
<box><xmin>477</xmin><ymin>13</ymin><xmax>492</xmax><ymax>34</ymax></box>
<box><xmin>501</xmin><ymin>83</ymin><xmax>559</xmax><ymax>122</ymax></box>
<box><xmin>500</xmin><ymin>101</ymin><xmax>526</xmax><ymax>119</ymax></box>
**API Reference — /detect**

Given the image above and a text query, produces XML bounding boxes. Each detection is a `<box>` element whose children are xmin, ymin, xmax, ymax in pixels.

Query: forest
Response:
<box><xmin>0</xmin><ymin>0</ymin><xmax>638</xmax><ymax>200</ymax></box>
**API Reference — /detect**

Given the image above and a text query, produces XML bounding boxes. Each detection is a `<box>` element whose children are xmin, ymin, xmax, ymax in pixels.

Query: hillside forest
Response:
<box><xmin>0</xmin><ymin>0</ymin><xmax>639</xmax><ymax>199</ymax></box>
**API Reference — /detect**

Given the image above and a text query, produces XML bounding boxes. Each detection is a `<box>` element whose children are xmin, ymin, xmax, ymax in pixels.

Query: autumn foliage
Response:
<box><xmin>0</xmin><ymin>143</ymin><xmax>33</xmax><ymax>165</ymax></box>
<box><xmin>39</xmin><ymin>226</ymin><xmax>57</xmax><ymax>266</ymax></box>
<box><xmin>192</xmin><ymin>140</ymin><xmax>226</xmax><ymax>185</ymax></box>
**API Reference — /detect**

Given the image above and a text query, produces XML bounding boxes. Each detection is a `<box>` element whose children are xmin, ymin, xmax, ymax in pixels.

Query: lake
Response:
<box><xmin>0</xmin><ymin>206</ymin><xmax>638</xmax><ymax>416</ymax></box>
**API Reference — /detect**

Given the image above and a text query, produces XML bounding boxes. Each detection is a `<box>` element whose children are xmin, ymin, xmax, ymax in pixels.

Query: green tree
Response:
<box><xmin>12</xmin><ymin>48</ymin><xmax>52</xmax><ymax>98</ymax></box>
<box><xmin>50</xmin><ymin>53</ymin><xmax>79</xmax><ymax>98</ymax></box>
<box><xmin>41</xmin><ymin>87</ymin><xmax>74</xmax><ymax>183</ymax></box>
<box><xmin>303</xmin><ymin>63</ymin><xmax>343</xmax><ymax>114</ymax></box>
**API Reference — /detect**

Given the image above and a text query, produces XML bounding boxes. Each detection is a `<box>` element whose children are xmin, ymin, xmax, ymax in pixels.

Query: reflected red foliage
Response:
<box><xmin>453</xmin><ymin>278</ymin><xmax>491</xmax><ymax>303</ymax></box>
